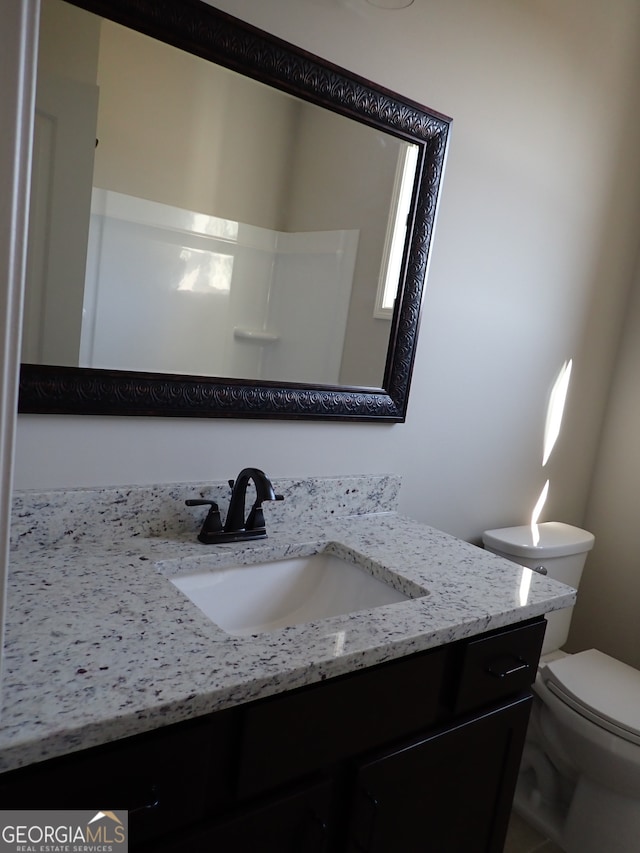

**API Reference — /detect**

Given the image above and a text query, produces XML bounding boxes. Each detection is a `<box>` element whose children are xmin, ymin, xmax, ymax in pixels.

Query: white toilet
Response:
<box><xmin>483</xmin><ymin>521</ymin><xmax>640</xmax><ymax>853</ymax></box>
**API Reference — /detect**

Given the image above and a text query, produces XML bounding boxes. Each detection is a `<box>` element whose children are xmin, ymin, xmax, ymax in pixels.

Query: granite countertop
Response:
<box><xmin>0</xmin><ymin>475</ymin><xmax>576</xmax><ymax>774</ymax></box>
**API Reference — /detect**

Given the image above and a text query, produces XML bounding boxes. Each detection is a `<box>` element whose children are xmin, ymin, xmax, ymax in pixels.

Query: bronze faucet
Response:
<box><xmin>186</xmin><ymin>468</ymin><xmax>283</xmax><ymax>544</ymax></box>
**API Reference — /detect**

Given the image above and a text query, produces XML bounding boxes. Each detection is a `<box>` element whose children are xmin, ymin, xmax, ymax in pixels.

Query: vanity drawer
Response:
<box><xmin>454</xmin><ymin>618</ymin><xmax>546</xmax><ymax>715</ymax></box>
<box><xmin>237</xmin><ymin>647</ymin><xmax>447</xmax><ymax>798</ymax></box>
<box><xmin>0</xmin><ymin>711</ymin><xmax>235</xmax><ymax>845</ymax></box>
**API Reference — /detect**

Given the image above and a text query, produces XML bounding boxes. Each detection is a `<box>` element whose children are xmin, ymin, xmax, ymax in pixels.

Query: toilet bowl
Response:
<box><xmin>482</xmin><ymin>522</ymin><xmax>640</xmax><ymax>853</ymax></box>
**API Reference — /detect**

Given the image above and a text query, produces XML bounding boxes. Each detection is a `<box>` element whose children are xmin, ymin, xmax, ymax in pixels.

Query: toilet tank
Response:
<box><xmin>482</xmin><ymin>521</ymin><xmax>594</xmax><ymax>654</ymax></box>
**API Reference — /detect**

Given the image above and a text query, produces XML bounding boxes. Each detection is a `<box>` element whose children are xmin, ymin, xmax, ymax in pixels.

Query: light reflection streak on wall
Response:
<box><xmin>530</xmin><ymin>359</ymin><xmax>573</xmax><ymax>545</ymax></box>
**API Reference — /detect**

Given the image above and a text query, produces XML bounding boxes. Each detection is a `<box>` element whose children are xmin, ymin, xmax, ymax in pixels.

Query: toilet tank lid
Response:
<box><xmin>482</xmin><ymin>521</ymin><xmax>594</xmax><ymax>558</ymax></box>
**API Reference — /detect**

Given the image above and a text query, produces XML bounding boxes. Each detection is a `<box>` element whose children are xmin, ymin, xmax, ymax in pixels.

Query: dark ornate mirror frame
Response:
<box><xmin>19</xmin><ymin>0</ymin><xmax>451</xmax><ymax>422</ymax></box>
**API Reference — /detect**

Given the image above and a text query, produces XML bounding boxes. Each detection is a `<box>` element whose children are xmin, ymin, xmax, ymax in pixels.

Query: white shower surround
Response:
<box><xmin>81</xmin><ymin>189</ymin><xmax>358</xmax><ymax>385</ymax></box>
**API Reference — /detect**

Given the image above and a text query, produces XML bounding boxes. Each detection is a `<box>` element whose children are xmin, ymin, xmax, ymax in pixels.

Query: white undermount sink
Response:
<box><xmin>171</xmin><ymin>551</ymin><xmax>412</xmax><ymax>635</ymax></box>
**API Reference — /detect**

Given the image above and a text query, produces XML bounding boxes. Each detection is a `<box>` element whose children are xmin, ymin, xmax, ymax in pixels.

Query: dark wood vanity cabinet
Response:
<box><xmin>0</xmin><ymin>617</ymin><xmax>545</xmax><ymax>852</ymax></box>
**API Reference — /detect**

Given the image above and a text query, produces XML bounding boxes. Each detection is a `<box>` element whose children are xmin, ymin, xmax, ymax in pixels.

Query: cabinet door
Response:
<box><xmin>150</xmin><ymin>778</ymin><xmax>334</xmax><ymax>853</ymax></box>
<box><xmin>347</xmin><ymin>695</ymin><xmax>531</xmax><ymax>853</ymax></box>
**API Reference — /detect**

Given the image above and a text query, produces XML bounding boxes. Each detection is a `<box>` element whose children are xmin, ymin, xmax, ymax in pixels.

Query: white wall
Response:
<box><xmin>282</xmin><ymin>102</ymin><xmax>397</xmax><ymax>386</ymax></box>
<box><xmin>11</xmin><ymin>0</ymin><xmax>640</xmax><ymax>551</ymax></box>
<box><xmin>94</xmin><ymin>18</ymin><xmax>298</xmax><ymax>230</ymax></box>
<box><xmin>37</xmin><ymin>0</ymin><xmax>99</xmax><ymax>82</ymax></box>
<box><xmin>568</xmin><ymin>254</ymin><xmax>640</xmax><ymax>668</ymax></box>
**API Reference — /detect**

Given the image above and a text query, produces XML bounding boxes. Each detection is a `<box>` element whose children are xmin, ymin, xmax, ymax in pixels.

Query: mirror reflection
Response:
<box><xmin>25</xmin><ymin>0</ymin><xmax>418</xmax><ymax>388</ymax></box>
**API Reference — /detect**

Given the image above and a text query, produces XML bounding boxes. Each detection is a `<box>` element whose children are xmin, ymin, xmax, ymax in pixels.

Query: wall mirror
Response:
<box><xmin>19</xmin><ymin>0</ymin><xmax>451</xmax><ymax>421</ymax></box>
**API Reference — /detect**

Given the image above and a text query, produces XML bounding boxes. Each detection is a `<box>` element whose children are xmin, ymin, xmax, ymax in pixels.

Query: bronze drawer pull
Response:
<box><xmin>487</xmin><ymin>657</ymin><xmax>530</xmax><ymax>679</ymax></box>
<box><xmin>129</xmin><ymin>784</ymin><xmax>160</xmax><ymax>816</ymax></box>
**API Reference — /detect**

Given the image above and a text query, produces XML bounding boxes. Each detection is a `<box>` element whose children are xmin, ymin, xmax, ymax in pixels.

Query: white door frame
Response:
<box><xmin>0</xmin><ymin>0</ymin><xmax>40</xmax><ymax>711</ymax></box>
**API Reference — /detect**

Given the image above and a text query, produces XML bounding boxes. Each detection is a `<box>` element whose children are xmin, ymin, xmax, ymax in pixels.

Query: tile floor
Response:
<box><xmin>503</xmin><ymin>812</ymin><xmax>564</xmax><ymax>853</ymax></box>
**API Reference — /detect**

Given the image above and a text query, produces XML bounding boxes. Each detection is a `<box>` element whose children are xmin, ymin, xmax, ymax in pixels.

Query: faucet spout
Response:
<box><xmin>224</xmin><ymin>467</ymin><xmax>279</xmax><ymax>533</ymax></box>
<box><xmin>186</xmin><ymin>468</ymin><xmax>283</xmax><ymax>544</ymax></box>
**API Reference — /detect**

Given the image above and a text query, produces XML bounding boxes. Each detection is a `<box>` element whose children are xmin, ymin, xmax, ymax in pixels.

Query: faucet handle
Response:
<box><xmin>185</xmin><ymin>499</ymin><xmax>224</xmax><ymax>542</ymax></box>
<box><xmin>245</xmin><ymin>493</ymin><xmax>284</xmax><ymax>531</ymax></box>
<box><xmin>245</xmin><ymin>502</ymin><xmax>265</xmax><ymax>531</ymax></box>
<box><xmin>186</xmin><ymin>498</ymin><xmax>219</xmax><ymax>509</ymax></box>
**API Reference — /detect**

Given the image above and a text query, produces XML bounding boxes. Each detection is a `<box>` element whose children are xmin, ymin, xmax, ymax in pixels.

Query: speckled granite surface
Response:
<box><xmin>1</xmin><ymin>474</ymin><xmax>575</xmax><ymax>774</ymax></box>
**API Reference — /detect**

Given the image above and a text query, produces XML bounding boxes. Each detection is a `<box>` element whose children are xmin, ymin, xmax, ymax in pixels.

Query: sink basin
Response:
<box><xmin>171</xmin><ymin>551</ymin><xmax>410</xmax><ymax>635</ymax></box>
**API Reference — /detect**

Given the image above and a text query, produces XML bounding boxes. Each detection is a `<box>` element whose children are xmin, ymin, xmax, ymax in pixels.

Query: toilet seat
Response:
<box><xmin>542</xmin><ymin>649</ymin><xmax>640</xmax><ymax>746</ymax></box>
